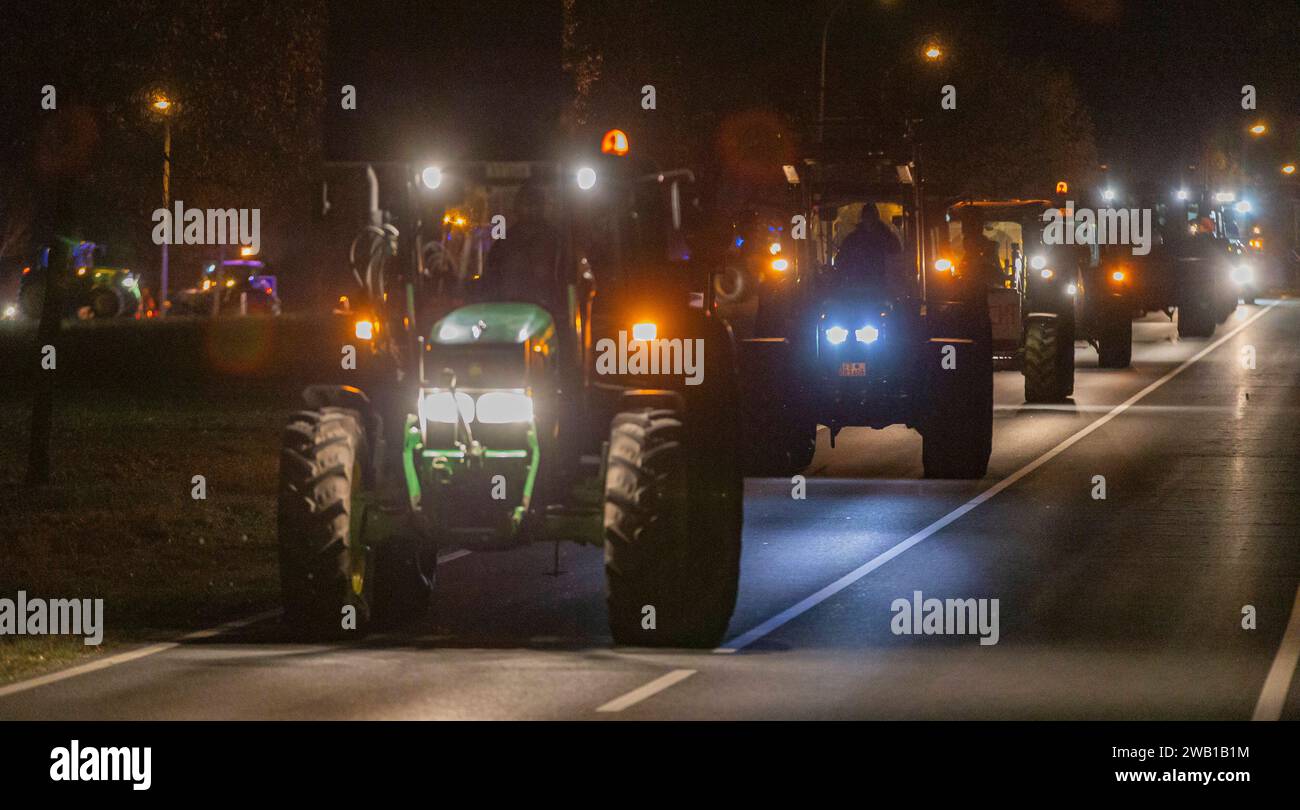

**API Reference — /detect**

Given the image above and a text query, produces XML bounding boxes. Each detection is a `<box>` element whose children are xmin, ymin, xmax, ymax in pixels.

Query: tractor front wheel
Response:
<box><xmin>604</xmin><ymin>407</ymin><xmax>742</xmax><ymax>648</ymax></box>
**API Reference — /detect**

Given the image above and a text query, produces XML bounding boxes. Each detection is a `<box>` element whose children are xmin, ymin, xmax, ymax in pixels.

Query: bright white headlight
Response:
<box><xmin>855</xmin><ymin>325</ymin><xmax>879</xmax><ymax>343</ymax></box>
<box><xmin>1030</xmin><ymin>255</ymin><xmax>1047</xmax><ymax>270</ymax></box>
<box><xmin>1230</xmin><ymin>264</ymin><xmax>1253</xmax><ymax>285</ymax></box>
<box><xmin>825</xmin><ymin>326</ymin><xmax>849</xmax><ymax>345</ymax></box>
<box><xmin>475</xmin><ymin>391</ymin><xmax>534</xmax><ymax>424</ymax></box>
<box><xmin>421</xmin><ymin>390</ymin><xmax>474</xmax><ymax>424</ymax></box>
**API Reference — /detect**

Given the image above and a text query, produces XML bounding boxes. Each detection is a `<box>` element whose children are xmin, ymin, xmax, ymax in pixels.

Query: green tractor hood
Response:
<box><xmin>431</xmin><ymin>302</ymin><xmax>553</xmax><ymax>346</ymax></box>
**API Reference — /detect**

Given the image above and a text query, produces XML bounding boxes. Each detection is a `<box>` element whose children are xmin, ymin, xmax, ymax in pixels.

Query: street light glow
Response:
<box><xmin>1283</xmin><ymin>164</ymin><xmax>1297</xmax><ymax>176</ymax></box>
<box><xmin>923</xmin><ymin>43</ymin><xmax>943</xmax><ymax>61</ymax></box>
<box><xmin>1249</xmin><ymin>123</ymin><xmax>1267</xmax><ymax>135</ymax></box>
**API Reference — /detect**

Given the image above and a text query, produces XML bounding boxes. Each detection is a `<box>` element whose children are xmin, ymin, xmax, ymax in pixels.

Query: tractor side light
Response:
<box><xmin>1040</xmin><ymin>268</ymin><xmax>1054</xmax><ymax>280</ymax></box>
<box><xmin>934</xmin><ymin>258</ymin><xmax>953</xmax><ymax>273</ymax></box>
<box><xmin>354</xmin><ymin>319</ymin><xmax>375</xmax><ymax>340</ymax></box>
<box><xmin>771</xmin><ymin>257</ymin><xmax>789</xmax><ymax>272</ymax></box>
<box><xmin>825</xmin><ymin>326</ymin><xmax>849</xmax><ymax>345</ymax></box>
<box><xmin>631</xmin><ymin>321</ymin><xmax>657</xmax><ymax>342</ymax></box>
<box><xmin>1030</xmin><ymin>255</ymin><xmax>1047</xmax><ymax>270</ymax></box>
<box><xmin>475</xmin><ymin>390</ymin><xmax>535</xmax><ymax>424</ymax></box>
<box><xmin>855</xmin><ymin>325</ymin><xmax>879</xmax><ymax>344</ymax></box>
<box><xmin>1110</xmin><ymin>269</ymin><xmax>1126</xmax><ymax>282</ymax></box>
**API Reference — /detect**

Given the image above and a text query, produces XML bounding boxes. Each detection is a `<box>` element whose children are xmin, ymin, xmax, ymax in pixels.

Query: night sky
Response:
<box><xmin>325</xmin><ymin>0</ymin><xmax>1297</xmax><ymax>183</ymax></box>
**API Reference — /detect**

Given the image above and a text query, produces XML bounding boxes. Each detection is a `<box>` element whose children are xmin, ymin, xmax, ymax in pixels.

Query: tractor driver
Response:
<box><xmin>960</xmin><ymin>215</ymin><xmax>1002</xmax><ymax>284</ymax></box>
<box><xmin>478</xmin><ymin>178</ymin><xmax>562</xmax><ymax>312</ymax></box>
<box><xmin>832</xmin><ymin>205</ymin><xmax>905</xmax><ymax>293</ymax></box>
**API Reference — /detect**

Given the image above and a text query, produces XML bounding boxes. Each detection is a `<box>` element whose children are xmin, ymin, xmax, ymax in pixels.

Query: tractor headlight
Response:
<box><xmin>825</xmin><ymin>325</ymin><xmax>849</xmax><ymax>345</ymax></box>
<box><xmin>854</xmin><ymin>325</ymin><xmax>879</xmax><ymax>344</ymax></box>
<box><xmin>1231</xmin><ymin>264</ymin><xmax>1253</xmax><ymax>285</ymax></box>
<box><xmin>1030</xmin><ymin>255</ymin><xmax>1047</xmax><ymax>270</ymax></box>
<box><xmin>475</xmin><ymin>390</ymin><xmax>535</xmax><ymax>424</ymax></box>
<box><xmin>421</xmin><ymin>390</ymin><xmax>474</xmax><ymax>424</ymax></box>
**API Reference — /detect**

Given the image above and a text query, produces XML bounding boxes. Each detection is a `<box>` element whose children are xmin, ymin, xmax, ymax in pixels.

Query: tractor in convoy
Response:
<box><xmin>279</xmin><ymin>130</ymin><xmax>745</xmax><ymax>647</ymax></box>
<box><xmin>17</xmin><ymin>241</ymin><xmax>142</xmax><ymax>320</ymax></box>
<box><xmin>737</xmin><ymin>124</ymin><xmax>993</xmax><ymax>479</ymax></box>
<box><xmin>944</xmin><ymin>194</ymin><xmax>1135</xmax><ymax>404</ymax></box>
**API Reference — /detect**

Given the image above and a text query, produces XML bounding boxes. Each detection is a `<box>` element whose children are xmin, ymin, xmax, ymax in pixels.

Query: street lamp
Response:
<box><xmin>1249</xmin><ymin>123</ymin><xmax>1267</xmax><ymax>136</ymax></box>
<box><xmin>149</xmin><ymin>93</ymin><xmax>175</xmax><ymax>314</ymax></box>
<box><xmin>922</xmin><ymin>42</ymin><xmax>944</xmax><ymax>62</ymax></box>
<box><xmin>1283</xmin><ymin>164</ymin><xmax>1296</xmax><ymax>176</ymax></box>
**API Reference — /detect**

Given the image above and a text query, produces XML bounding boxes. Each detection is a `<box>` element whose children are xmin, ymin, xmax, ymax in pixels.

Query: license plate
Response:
<box><xmin>838</xmin><ymin>361</ymin><xmax>866</xmax><ymax>377</ymax></box>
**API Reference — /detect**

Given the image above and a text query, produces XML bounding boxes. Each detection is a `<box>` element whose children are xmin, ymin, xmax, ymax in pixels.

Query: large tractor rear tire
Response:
<box><xmin>278</xmin><ymin>407</ymin><xmax>376</xmax><ymax>636</ymax></box>
<box><xmin>604</xmin><ymin>407</ymin><xmax>742</xmax><ymax>648</ymax></box>
<box><xmin>89</xmin><ymin>287</ymin><xmax>122</xmax><ymax>319</ymax></box>
<box><xmin>1096</xmin><ymin>312</ymin><xmax>1132</xmax><ymax>368</ymax></box>
<box><xmin>1023</xmin><ymin>316</ymin><xmax>1073</xmax><ymax>402</ymax></box>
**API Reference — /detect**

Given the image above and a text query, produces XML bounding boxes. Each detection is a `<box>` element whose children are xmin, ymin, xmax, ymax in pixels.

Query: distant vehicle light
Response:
<box><xmin>1249</xmin><ymin>123</ymin><xmax>1267</xmax><ymax>135</ymax></box>
<box><xmin>934</xmin><ymin>258</ymin><xmax>953</xmax><ymax>272</ymax></box>
<box><xmin>1283</xmin><ymin>164</ymin><xmax>1296</xmax><ymax>176</ymax></box>
<box><xmin>1102</xmin><ymin>189</ymin><xmax>1116</xmax><ymax>202</ymax></box>
<box><xmin>240</xmin><ymin>246</ymin><xmax>256</xmax><ymax>257</ymax></box>
<box><xmin>771</xmin><ymin>258</ymin><xmax>789</xmax><ymax>272</ymax></box>
<box><xmin>631</xmin><ymin>321</ymin><xmax>656</xmax><ymax>341</ymax></box>
<box><xmin>1249</xmin><ymin>239</ymin><xmax>1262</xmax><ymax>249</ymax></box>
<box><xmin>1111</xmin><ymin>270</ymin><xmax>1126</xmax><ymax>282</ymax></box>
<box><xmin>1176</xmin><ymin>189</ymin><xmax>1189</xmax><ymax>201</ymax></box>
<box><xmin>420</xmin><ymin>166</ymin><xmax>442</xmax><ymax>190</ymax></box>
<box><xmin>1056</xmin><ymin>181</ymin><xmax>1068</xmax><ymax>194</ymax></box>
<box><xmin>355</xmin><ymin>320</ymin><xmax>374</xmax><ymax>340</ymax></box>
<box><xmin>76</xmin><ymin>267</ymin><xmax>87</xmax><ymax>276</ymax></box>
<box><xmin>21</xmin><ymin>266</ymin><xmax>30</xmax><ymax>275</ymax></box>
<box><xmin>1040</xmin><ymin>268</ymin><xmax>1055</xmax><ymax>280</ymax></box>
<box><xmin>225</xmin><ymin>278</ymin><xmax>236</xmax><ymax>287</ymax></box>
<box><xmin>576</xmin><ymin>167</ymin><xmax>597</xmax><ymax>190</ymax></box>
<box><xmin>1235</xmin><ymin>201</ymin><xmax>1252</xmax><ymax>214</ymax></box>
<box><xmin>1215</xmin><ymin>191</ymin><xmax>1235</xmax><ymax>202</ymax></box>
<box><xmin>600</xmin><ymin>129</ymin><xmax>629</xmax><ymax>156</ymax></box>
<box><xmin>2</xmin><ymin>305</ymin><xmax>16</xmax><ymax>319</ymax></box>
<box><xmin>769</xmin><ymin>242</ymin><xmax>782</xmax><ymax>255</ymax></box>
<box><xmin>855</xmin><ymin>325</ymin><xmax>879</xmax><ymax>344</ymax></box>
<box><xmin>1066</xmin><ymin>284</ymin><xmax>1078</xmax><ymax>295</ymax></box>
<box><xmin>825</xmin><ymin>326</ymin><xmax>849</xmax><ymax>345</ymax></box>
<box><xmin>1030</xmin><ymin>255</ymin><xmax>1047</xmax><ymax>270</ymax></box>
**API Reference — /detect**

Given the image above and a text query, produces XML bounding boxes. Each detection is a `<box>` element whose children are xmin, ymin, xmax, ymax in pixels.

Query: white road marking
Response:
<box><xmin>0</xmin><ymin>609</ymin><xmax>279</xmax><ymax>699</ymax></box>
<box><xmin>596</xmin><ymin>669</ymin><xmax>696</xmax><ymax>713</ymax></box>
<box><xmin>1252</xmin><ymin>583</ymin><xmax>1300</xmax><ymax>721</ymax></box>
<box><xmin>716</xmin><ymin>302</ymin><xmax>1279</xmax><ymax>654</ymax></box>
<box><xmin>0</xmin><ymin>548</ymin><xmax>478</xmax><ymax>698</ymax></box>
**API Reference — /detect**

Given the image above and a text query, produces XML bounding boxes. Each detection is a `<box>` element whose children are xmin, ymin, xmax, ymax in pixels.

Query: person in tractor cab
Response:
<box><xmin>960</xmin><ymin>214</ymin><xmax>1002</xmax><ymax>285</ymax></box>
<box><xmin>476</xmin><ymin>178</ymin><xmax>562</xmax><ymax>311</ymax></box>
<box><xmin>831</xmin><ymin>205</ymin><xmax>904</xmax><ymax>292</ymax></box>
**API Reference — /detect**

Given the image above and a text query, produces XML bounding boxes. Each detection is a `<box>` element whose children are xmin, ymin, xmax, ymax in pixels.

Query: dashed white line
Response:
<box><xmin>1252</xmin><ymin>583</ymin><xmax>1300</xmax><ymax>721</ymax></box>
<box><xmin>596</xmin><ymin>669</ymin><xmax>696</xmax><ymax>713</ymax></box>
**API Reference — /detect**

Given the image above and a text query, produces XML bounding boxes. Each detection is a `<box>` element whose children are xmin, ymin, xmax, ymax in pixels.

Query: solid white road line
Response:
<box><xmin>596</xmin><ymin>669</ymin><xmax>696</xmax><ymax>713</ymax></box>
<box><xmin>715</xmin><ymin>302</ymin><xmax>1279</xmax><ymax>654</ymax></box>
<box><xmin>0</xmin><ymin>548</ymin><xmax>479</xmax><ymax>699</ymax></box>
<box><xmin>1252</xmin><ymin>583</ymin><xmax>1300</xmax><ymax>721</ymax></box>
<box><xmin>0</xmin><ymin>608</ymin><xmax>280</xmax><ymax>699</ymax></box>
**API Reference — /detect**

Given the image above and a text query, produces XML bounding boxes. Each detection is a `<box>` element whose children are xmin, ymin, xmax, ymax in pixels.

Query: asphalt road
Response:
<box><xmin>3</xmin><ymin>301</ymin><xmax>1298</xmax><ymax>720</ymax></box>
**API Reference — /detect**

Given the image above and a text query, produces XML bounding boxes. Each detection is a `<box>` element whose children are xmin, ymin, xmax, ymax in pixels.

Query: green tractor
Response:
<box><xmin>279</xmin><ymin>138</ymin><xmax>744</xmax><ymax>647</ymax></box>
